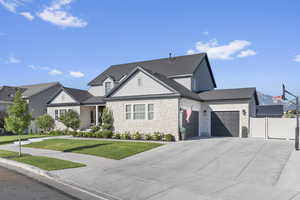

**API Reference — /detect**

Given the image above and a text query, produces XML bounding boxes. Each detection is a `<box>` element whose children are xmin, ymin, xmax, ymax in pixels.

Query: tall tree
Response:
<box><xmin>4</xmin><ymin>91</ymin><xmax>31</xmax><ymax>156</ymax></box>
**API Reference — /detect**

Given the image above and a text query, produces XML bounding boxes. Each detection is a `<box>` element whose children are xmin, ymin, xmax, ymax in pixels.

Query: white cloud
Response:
<box><xmin>49</xmin><ymin>69</ymin><xmax>63</xmax><ymax>75</ymax></box>
<box><xmin>187</xmin><ymin>39</ymin><xmax>256</xmax><ymax>60</ymax></box>
<box><xmin>0</xmin><ymin>0</ymin><xmax>28</xmax><ymax>13</ymax></box>
<box><xmin>37</xmin><ymin>0</ymin><xmax>87</xmax><ymax>28</ymax></box>
<box><xmin>20</xmin><ymin>11</ymin><xmax>34</xmax><ymax>20</ymax></box>
<box><xmin>6</xmin><ymin>55</ymin><xmax>21</xmax><ymax>64</ymax></box>
<box><xmin>294</xmin><ymin>54</ymin><xmax>300</xmax><ymax>62</ymax></box>
<box><xmin>70</xmin><ymin>71</ymin><xmax>84</xmax><ymax>78</ymax></box>
<box><xmin>237</xmin><ymin>49</ymin><xmax>257</xmax><ymax>58</ymax></box>
<box><xmin>28</xmin><ymin>65</ymin><xmax>64</xmax><ymax>76</ymax></box>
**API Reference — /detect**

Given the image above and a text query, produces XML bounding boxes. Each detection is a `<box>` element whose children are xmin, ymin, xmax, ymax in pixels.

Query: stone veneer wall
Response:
<box><xmin>106</xmin><ymin>98</ymin><xmax>180</xmax><ymax>140</ymax></box>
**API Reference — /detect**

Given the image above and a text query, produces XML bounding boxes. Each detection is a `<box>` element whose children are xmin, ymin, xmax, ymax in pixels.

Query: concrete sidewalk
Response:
<box><xmin>1</xmin><ymin>137</ymin><xmax>300</xmax><ymax>200</ymax></box>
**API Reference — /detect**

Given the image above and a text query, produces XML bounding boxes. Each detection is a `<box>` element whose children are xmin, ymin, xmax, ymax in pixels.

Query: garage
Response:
<box><xmin>211</xmin><ymin>111</ymin><xmax>240</xmax><ymax>137</ymax></box>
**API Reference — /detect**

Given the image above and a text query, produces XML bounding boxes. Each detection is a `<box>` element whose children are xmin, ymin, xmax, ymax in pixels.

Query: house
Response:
<box><xmin>256</xmin><ymin>105</ymin><xmax>284</xmax><ymax>118</ymax></box>
<box><xmin>47</xmin><ymin>53</ymin><xmax>261</xmax><ymax>140</ymax></box>
<box><xmin>0</xmin><ymin>82</ymin><xmax>62</xmax><ymax>132</ymax></box>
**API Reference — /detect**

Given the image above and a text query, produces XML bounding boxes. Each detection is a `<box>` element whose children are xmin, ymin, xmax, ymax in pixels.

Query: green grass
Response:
<box><xmin>0</xmin><ymin>150</ymin><xmax>85</xmax><ymax>171</ymax></box>
<box><xmin>25</xmin><ymin>139</ymin><xmax>163</xmax><ymax>160</ymax></box>
<box><xmin>0</xmin><ymin>135</ymin><xmax>49</xmax><ymax>145</ymax></box>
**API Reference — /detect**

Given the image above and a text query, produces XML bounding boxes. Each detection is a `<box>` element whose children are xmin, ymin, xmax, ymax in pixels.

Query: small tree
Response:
<box><xmin>36</xmin><ymin>114</ymin><xmax>54</xmax><ymax>133</ymax></box>
<box><xmin>4</xmin><ymin>91</ymin><xmax>31</xmax><ymax>156</ymax></box>
<box><xmin>60</xmin><ymin>110</ymin><xmax>80</xmax><ymax>132</ymax></box>
<box><xmin>101</xmin><ymin>108</ymin><xmax>113</xmax><ymax>131</ymax></box>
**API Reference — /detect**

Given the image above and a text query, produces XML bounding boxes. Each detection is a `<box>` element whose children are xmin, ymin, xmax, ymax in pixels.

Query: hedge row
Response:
<box><xmin>72</xmin><ymin>131</ymin><xmax>175</xmax><ymax>142</ymax></box>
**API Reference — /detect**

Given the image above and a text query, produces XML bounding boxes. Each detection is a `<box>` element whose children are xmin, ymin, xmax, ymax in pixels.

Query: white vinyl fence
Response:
<box><xmin>250</xmin><ymin>117</ymin><xmax>296</xmax><ymax>139</ymax></box>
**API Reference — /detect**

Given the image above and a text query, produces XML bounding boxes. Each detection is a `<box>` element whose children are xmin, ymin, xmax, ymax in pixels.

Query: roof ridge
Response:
<box><xmin>110</xmin><ymin>53</ymin><xmax>206</xmax><ymax>68</ymax></box>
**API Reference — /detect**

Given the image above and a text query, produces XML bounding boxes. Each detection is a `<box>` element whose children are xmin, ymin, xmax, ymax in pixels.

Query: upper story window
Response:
<box><xmin>105</xmin><ymin>82</ymin><xmax>112</xmax><ymax>95</ymax></box>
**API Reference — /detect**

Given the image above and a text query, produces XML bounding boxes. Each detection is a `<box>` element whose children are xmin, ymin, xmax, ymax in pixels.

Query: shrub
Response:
<box><xmin>164</xmin><ymin>134</ymin><xmax>175</xmax><ymax>142</ymax></box>
<box><xmin>132</xmin><ymin>132</ymin><xmax>142</xmax><ymax>140</ymax></box>
<box><xmin>145</xmin><ymin>133</ymin><xmax>152</xmax><ymax>140</ymax></box>
<box><xmin>152</xmin><ymin>132</ymin><xmax>162</xmax><ymax>141</ymax></box>
<box><xmin>95</xmin><ymin>130</ymin><xmax>103</xmax><ymax>138</ymax></box>
<box><xmin>35</xmin><ymin>114</ymin><xmax>55</xmax><ymax>133</ymax></box>
<box><xmin>48</xmin><ymin>130</ymin><xmax>67</xmax><ymax>136</ymax></box>
<box><xmin>59</xmin><ymin>110</ymin><xmax>80</xmax><ymax>131</ymax></box>
<box><xmin>91</xmin><ymin>125</ymin><xmax>101</xmax><ymax>133</ymax></box>
<box><xmin>112</xmin><ymin>133</ymin><xmax>121</xmax><ymax>139</ymax></box>
<box><xmin>101</xmin><ymin>130</ymin><xmax>113</xmax><ymax>138</ymax></box>
<box><xmin>120</xmin><ymin>132</ymin><xmax>131</xmax><ymax>140</ymax></box>
<box><xmin>101</xmin><ymin>108</ymin><xmax>113</xmax><ymax>131</ymax></box>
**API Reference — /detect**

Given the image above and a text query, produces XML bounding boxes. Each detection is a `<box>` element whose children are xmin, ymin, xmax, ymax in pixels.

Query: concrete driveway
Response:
<box><xmin>46</xmin><ymin>137</ymin><xmax>298</xmax><ymax>200</ymax></box>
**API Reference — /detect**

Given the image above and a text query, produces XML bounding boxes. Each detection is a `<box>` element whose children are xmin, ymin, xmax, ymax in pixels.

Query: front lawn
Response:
<box><xmin>25</xmin><ymin>139</ymin><xmax>163</xmax><ymax>160</ymax></box>
<box><xmin>0</xmin><ymin>150</ymin><xmax>85</xmax><ymax>171</ymax></box>
<box><xmin>0</xmin><ymin>135</ymin><xmax>48</xmax><ymax>145</ymax></box>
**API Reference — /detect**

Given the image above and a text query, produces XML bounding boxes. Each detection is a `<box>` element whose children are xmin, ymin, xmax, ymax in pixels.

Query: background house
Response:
<box><xmin>0</xmin><ymin>82</ymin><xmax>62</xmax><ymax>133</ymax></box>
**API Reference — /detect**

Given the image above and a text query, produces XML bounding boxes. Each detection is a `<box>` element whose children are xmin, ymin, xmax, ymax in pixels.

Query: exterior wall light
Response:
<box><xmin>242</xmin><ymin>109</ymin><xmax>247</xmax><ymax>116</ymax></box>
<box><xmin>203</xmin><ymin>110</ymin><xmax>207</xmax><ymax>116</ymax></box>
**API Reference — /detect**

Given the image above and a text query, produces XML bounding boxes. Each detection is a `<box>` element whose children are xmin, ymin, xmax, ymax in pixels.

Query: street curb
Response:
<box><xmin>0</xmin><ymin>157</ymin><xmax>121</xmax><ymax>200</ymax></box>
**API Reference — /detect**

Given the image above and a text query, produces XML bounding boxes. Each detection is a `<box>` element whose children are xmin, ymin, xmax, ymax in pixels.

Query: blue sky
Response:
<box><xmin>0</xmin><ymin>0</ymin><xmax>299</xmax><ymax>95</ymax></box>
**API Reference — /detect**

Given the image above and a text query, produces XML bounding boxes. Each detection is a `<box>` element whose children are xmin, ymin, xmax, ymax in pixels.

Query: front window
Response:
<box><xmin>59</xmin><ymin>109</ymin><xmax>66</xmax><ymax>118</ymax></box>
<box><xmin>148</xmin><ymin>104</ymin><xmax>154</xmax><ymax>120</ymax></box>
<box><xmin>55</xmin><ymin>110</ymin><xmax>59</xmax><ymax>120</ymax></box>
<box><xmin>133</xmin><ymin>104</ymin><xmax>146</xmax><ymax>120</ymax></box>
<box><xmin>125</xmin><ymin>105</ymin><xmax>132</xmax><ymax>120</ymax></box>
<box><xmin>105</xmin><ymin>82</ymin><xmax>112</xmax><ymax>95</ymax></box>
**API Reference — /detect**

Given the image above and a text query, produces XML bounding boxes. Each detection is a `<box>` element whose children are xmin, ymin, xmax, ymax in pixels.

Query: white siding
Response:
<box><xmin>172</xmin><ymin>77</ymin><xmax>192</xmax><ymax>90</ymax></box>
<box><xmin>88</xmin><ymin>77</ymin><xmax>114</xmax><ymax>96</ymax></box>
<box><xmin>112</xmin><ymin>71</ymin><xmax>173</xmax><ymax>97</ymax></box>
<box><xmin>50</xmin><ymin>91</ymin><xmax>76</xmax><ymax>104</ymax></box>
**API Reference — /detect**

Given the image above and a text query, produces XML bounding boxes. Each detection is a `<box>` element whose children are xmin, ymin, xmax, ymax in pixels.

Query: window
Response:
<box><xmin>148</xmin><ymin>104</ymin><xmax>154</xmax><ymax>120</ymax></box>
<box><xmin>125</xmin><ymin>105</ymin><xmax>132</xmax><ymax>120</ymax></box>
<box><xmin>137</xmin><ymin>78</ymin><xmax>142</xmax><ymax>86</ymax></box>
<box><xmin>55</xmin><ymin>110</ymin><xmax>59</xmax><ymax>120</ymax></box>
<box><xmin>133</xmin><ymin>104</ymin><xmax>146</xmax><ymax>120</ymax></box>
<box><xmin>90</xmin><ymin>110</ymin><xmax>95</xmax><ymax>123</ymax></box>
<box><xmin>105</xmin><ymin>82</ymin><xmax>112</xmax><ymax>95</ymax></box>
<box><xmin>59</xmin><ymin>109</ymin><xmax>66</xmax><ymax>117</ymax></box>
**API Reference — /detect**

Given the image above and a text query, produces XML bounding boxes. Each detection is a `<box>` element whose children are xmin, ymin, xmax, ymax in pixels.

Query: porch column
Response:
<box><xmin>95</xmin><ymin>106</ymin><xmax>99</xmax><ymax>126</ymax></box>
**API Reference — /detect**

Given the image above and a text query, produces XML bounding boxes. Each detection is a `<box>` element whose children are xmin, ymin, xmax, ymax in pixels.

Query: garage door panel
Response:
<box><xmin>211</xmin><ymin>111</ymin><xmax>239</xmax><ymax>137</ymax></box>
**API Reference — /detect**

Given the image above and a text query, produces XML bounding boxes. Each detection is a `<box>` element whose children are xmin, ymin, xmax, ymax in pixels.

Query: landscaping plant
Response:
<box><xmin>4</xmin><ymin>91</ymin><xmax>31</xmax><ymax>156</ymax></box>
<box><xmin>164</xmin><ymin>134</ymin><xmax>175</xmax><ymax>142</ymax></box>
<box><xmin>35</xmin><ymin>114</ymin><xmax>55</xmax><ymax>133</ymax></box>
<box><xmin>59</xmin><ymin>110</ymin><xmax>80</xmax><ymax>132</ymax></box>
<box><xmin>132</xmin><ymin>132</ymin><xmax>142</xmax><ymax>140</ymax></box>
<box><xmin>121</xmin><ymin>132</ymin><xmax>131</xmax><ymax>140</ymax></box>
<box><xmin>152</xmin><ymin>132</ymin><xmax>163</xmax><ymax>141</ymax></box>
<box><xmin>101</xmin><ymin>108</ymin><xmax>113</xmax><ymax>131</ymax></box>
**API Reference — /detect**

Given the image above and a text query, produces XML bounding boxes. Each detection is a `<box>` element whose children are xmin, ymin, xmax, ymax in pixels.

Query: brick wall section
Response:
<box><xmin>106</xmin><ymin>98</ymin><xmax>180</xmax><ymax>140</ymax></box>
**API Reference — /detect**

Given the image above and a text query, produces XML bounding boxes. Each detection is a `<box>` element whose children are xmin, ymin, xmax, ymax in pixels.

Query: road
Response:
<box><xmin>0</xmin><ymin>166</ymin><xmax>77</xmax><ymax>200</ymax></box>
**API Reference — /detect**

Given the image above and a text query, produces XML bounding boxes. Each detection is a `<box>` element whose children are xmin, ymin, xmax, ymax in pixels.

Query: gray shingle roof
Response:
<box><xmin>256</xmin><ymin>105</ymin><xmax>284</xmax><ymax>117</ymax></box>
<box><xmin>88</xmin><ymin>53</ymin><xmax>212</xmax><ymax>86</ymax></box>
<box><xmin>0</xmin><ymin>86</ymin><xmax>26</xmax><ymax>102</ymax></box>
<box><xmin>19</xmin><ymin>82</ymin><xmax>61</xmax><ymax>97</ymax></box>
<box><xmin>198</xmin><ymin>88</ymin><xmax>258</xmax><ymax>103</ymax></box>
<box><xmin>83</xmin><ymin>96</ymin><xmax>106</xmax><ymax>105</ymax></box>
<box><xmin>63</xmin><ymin>87</ymin><xmax>93</xmax><ymax>103</ymax></box>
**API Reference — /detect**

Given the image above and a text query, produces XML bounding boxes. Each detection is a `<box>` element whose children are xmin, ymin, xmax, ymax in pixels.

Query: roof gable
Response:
<box><xmin>19</xmin><ymin>82</ymin><xmax>61</xmax><ymax>98</ymax></box>
<box><xmin>89</xmin><ymin>53</ymin><xmax>207</xmax><ymax>86</ymax></box>
<box><xmin>48</xmin><ymin>87</ymin><xmax>93</xmax><ymax>105</ymax></box>
<box><xmin>49</xmin><ymin>90</ymin><xmax>78</xmax><ymax>104</ymax></box>
<box><xmin>107</xmin><ymin>67</ymin><xmax>176</xmax><ymax>98</ymax></box>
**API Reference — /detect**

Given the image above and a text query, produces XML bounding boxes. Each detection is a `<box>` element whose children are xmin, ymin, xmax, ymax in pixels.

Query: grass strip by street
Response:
<box><xmin>0</xmin><ymin>150</ymin><xmax>86</xmax><ymax>171</ymax></box>
<box><xmin>25</xmin><ymin>139</ymin><xmax>163</xmax><ymax>160</ymax></box>
<box><xmin>0</xmin><ymin>135</ymin><xmax>49</xmax><ymax>145</ymax></box>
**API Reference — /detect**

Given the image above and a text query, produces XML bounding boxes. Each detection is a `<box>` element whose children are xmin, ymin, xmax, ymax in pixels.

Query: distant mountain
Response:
<box><xmin>257</xmin><ymin>92</ymin><xmax>296</xmax><ymax>111</ymax></box>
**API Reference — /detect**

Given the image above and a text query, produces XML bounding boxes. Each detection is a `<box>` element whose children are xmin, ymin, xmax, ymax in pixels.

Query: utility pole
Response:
<box><xmin>282</xmin><ymin>84</ymin><xmax>299</xmax><ymax>150</ymax></box>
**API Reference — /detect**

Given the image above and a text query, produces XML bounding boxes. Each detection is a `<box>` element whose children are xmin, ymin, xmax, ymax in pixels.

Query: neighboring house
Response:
<box><xmin>256</xmin><ymin>105</ymin><xmax>284</xmax><ymax>118</ymax></box>
<box><xmin>0</xmin><ymin>82</ymin><xmax>62</xmax><ymax>132</ymax></box>
<box><xmin>47</xmin><ymin>53</ymin><xmax>264</xmax><ymax>140</ymax></box>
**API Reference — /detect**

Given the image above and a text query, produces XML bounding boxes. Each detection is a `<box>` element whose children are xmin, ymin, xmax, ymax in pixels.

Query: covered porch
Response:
<box><xmin>80</xmin><ymin>104</ymin><xmax>106</xmax><ymax>129</ymax></box>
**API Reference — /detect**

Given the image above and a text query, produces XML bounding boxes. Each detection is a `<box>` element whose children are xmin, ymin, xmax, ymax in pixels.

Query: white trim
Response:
<box><xmin>124</xmin><ymin>103</ymin><xmax>155</xmax><ymax>121</ymax></box>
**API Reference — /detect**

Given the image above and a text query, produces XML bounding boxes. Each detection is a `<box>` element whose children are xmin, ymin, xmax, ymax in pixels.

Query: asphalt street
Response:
<box><xmin>0</xmin><ymin>166</ymin><xmax>77</xmax><ymax>200</ymax></box>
